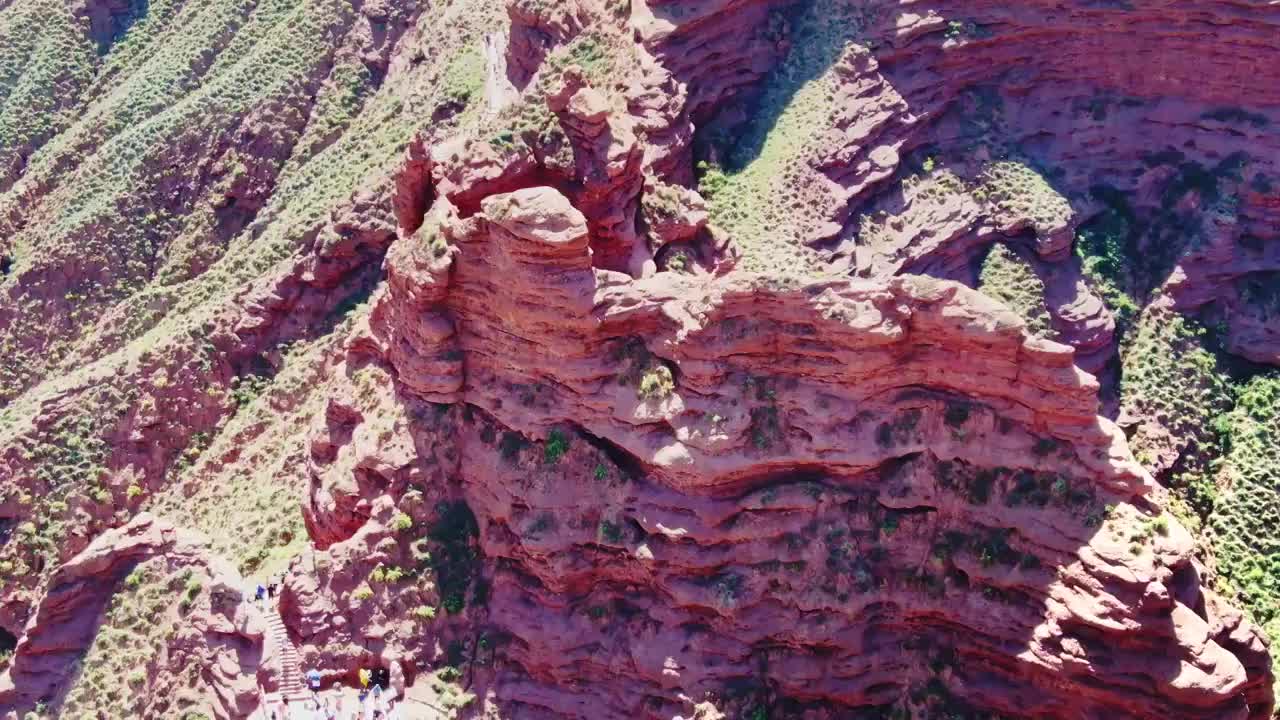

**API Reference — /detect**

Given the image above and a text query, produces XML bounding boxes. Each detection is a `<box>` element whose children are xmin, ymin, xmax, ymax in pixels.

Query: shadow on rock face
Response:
<box><xmin>283</xmin><ymin>172</ymin><xmax>1271</xmax><ymax>718</ymax></box>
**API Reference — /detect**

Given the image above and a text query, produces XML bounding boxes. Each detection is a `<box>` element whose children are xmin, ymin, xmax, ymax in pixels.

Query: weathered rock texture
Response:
<box><xmin>0</xmin><ymin>515</ymin><xmax>264</xmax><ymax>718</ymax></box>
<box><xmin>287</xmin><ymin>181</ymin><xmax>1270</xmax><ymax>718</ymax></box>
<box><xmin>0</xmin><ymin>0</ymin><xmax>1277</xmax><ymax>718</ymax></box>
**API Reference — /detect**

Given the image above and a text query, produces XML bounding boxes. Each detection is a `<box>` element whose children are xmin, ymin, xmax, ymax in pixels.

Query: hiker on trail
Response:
<box><xmin>306</xmin><ymin>668</ymin><xmax>322</xmax><ymax>694</ymax></box>
<box><xmin>255</xmin><ymin>583</ymin><xmax>266</xmax><ymax>607</ymax></box>
<box><xmin>358</xmin><ymin>667</ymin><xmax>371</xmax><ymax>689</ymax></box>
<box><xmin>267</xmin><ymin>582</ymin><xmax>276</xmax><ymax>600</ymax></box>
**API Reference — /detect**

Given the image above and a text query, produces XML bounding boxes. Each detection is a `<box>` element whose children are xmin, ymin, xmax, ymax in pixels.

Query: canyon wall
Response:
<box><xmin>0</xmin><ymin>0</ymin><xmax>1277</xmax><ymax>718</ymax></box>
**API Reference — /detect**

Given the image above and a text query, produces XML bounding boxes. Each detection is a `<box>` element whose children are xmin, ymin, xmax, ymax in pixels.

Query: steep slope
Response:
<box><xmin>0</xmin><ymin>0</ymin><xmax>1276</xmax><ymax>718</ymax></box>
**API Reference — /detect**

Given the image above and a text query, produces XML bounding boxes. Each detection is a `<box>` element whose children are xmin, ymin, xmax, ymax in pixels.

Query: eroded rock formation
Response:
<box><xmin>0</xmin><ymin>515</ymin><xmax>264</xmax><ymax>718</ymax></box>
<box><xmin>288</xmin><ymin>182</ymin><xmax>1271</xmax><ymax>718</ymax></box>
<box><xmin>0</xmin><ymin>0</ymin><xmax>1276</xmax><ymax>718</ymax></box>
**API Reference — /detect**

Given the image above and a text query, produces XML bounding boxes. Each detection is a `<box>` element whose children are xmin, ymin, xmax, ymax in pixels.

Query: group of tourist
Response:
<box><xmin>250</xmin><ymin>571</ymin><xmax>410</xmax><ymax>719</ymax></box>
<box><xmin>266</xmin><ymin>691</ymin><xmax>404</xmax><ymax>720</ymax></box>
<box><xmin>253</xmin><ymin>576</ymin><xmax>285</xmax><ymax>607</ymax></box>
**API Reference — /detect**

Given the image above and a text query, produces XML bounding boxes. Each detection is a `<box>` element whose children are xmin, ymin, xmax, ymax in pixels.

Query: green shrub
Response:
<box><xmin>1152</xmin><ymin>515</ymin><xmax>1169</xmax><ymax>536</ymax></box>
<box><xmin>598</xmin><ymin>520</ymin><xmax>622</xmax><ymax>544</ymax></box>
<box><xmin>391</xmin><ymin>512</ymin><xmax>413</xmax><ymax>533</ymax></box>
<box><xmin>442</xmin><ymin>593</ymin><xmax>465</xmax><ymax>614</ymax></box>
<box><xmin>543</xmin><ymin>429</ymin><xmax>569</xmax><ymax>464</ymax></box>
<box><xmin>637</xmin><ymin>365</ymin><xmax>674</xmax><ymax>400</ymax></box>
<box><xmin>179</xmin><ymin>575</ymin><xmax>202</xmax><ymax>611</ymax></box>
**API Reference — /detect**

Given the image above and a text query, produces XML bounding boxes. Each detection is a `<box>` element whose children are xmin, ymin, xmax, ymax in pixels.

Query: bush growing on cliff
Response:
<box><xmin>545</xmin><ymin>33</ymin><xmax>609</xmax><ymax>81</ymax></box>
<box><xmin>179</xmin><ymin>575</ymin><xmax>202</xmax><ymax>612</ymax></box>
<box><xmin>875</xmin><ymin>408</ymin><xmax>922</xmax><ymax>448</ymax></box>
<box><xmin>637</xmin><ymin>364</ymin><xmax>674</xmax><ymax>400</ymax></box>
<box><xmin>1121</xmin><ymin>311</ymin><xmax>1231</xmax><ymax>525</ymax></box>
<box><xmin>664</xmin><ymin>249</ymin><xmax>692</xmax><ymax>273</ymax></box>
<box><xmin>442</xmin><ymin>594</ymin><xmax>465</xmax><ymax>614</ymax></box>
<box><xmin>713</xmin><ymin>573</ymin><xmax>744</xmax><ymax>607</ymax></box>
<box><xmin>978</xmin><ymin>161</ymin><xmax>1074</xmax><ymax>237</ymax></box>
<box><xmin>696</xmin><ymin>161</ymin><xmax>729</xmax><ymax>198</ymax></box>
<box><xmin>750</xmin><ymin>406</ymin><xmax>780</xmax><ymax>449</ymax></box>
<box><xmin>597</xmin><ymin>520</ymin><xmax>623</xmax><ymax>544</ymax></box>
<box><xmin>391</xmin><ymin>512</ymin><xmax>413</xmax><ymax>533</ymax></box>
<box><xmin>543</xmin><ymin>429</ymin><xmax>569</xmax><ymax>464</ymax></box>
<box><xmin>696</xmin><ymin>0</ymin><xmax>873</xmax><ymax>275</ymax></box>
<box><xmin>124</xmin><ymin>568</ymin><xmax>144</xmax><ymax>589</ymax></box>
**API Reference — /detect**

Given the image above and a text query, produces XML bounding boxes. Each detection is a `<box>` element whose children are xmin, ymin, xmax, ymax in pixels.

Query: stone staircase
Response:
<box><xmin>264</xmin><ymin>605</ymin><xmax>309</xmax><ymax>704</ymax></box>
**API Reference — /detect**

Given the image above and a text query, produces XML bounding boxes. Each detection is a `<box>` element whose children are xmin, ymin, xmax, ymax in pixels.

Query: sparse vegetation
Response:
<box><xmin>1207</xmin><ymin>374</ymin><xmax>1280</xmax><ymax>646</ymax></box>
<box><xmin>60</xmin><ymin>561</ymin><xmax>189</xmax><ymax>716</ymax></box>
<box><xmin>978</xmin><ymin>244</ymin><xmax>1055</xmax><ymax>338</ymax></box>
<box><xmin>977</xmin><ymin>161</ymin><xmax>1074</xmax><ymax>237</ymax></box>
<box><xmin>1121</xmin><ymin>311</ymin><xmax>1230</xmax><ymax>514</ymax></box>
<box><xmin>699</xmin><ymin>0</ymin><xmax>873</xmax><ymax>275</ymax></box>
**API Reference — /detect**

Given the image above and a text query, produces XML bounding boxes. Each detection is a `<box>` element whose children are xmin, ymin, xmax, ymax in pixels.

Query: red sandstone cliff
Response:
<box><xmin>0</xmin><ymin>0</ymin><xmax>1277</xmax><ymax>718</ymax></box>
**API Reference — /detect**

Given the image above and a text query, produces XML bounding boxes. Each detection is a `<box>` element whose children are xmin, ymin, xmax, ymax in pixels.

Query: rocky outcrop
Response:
<box><xmin>506</xmin><ymin>0</ymin><xmax>592</xmax><ymax>88</ymax></box>
<box><xmin>0</xmin><ymin>0</ymin><xmax>1276</xmax><ymax>717</ymax></box>
<box><xmin>0</xmin><ymin>514</ymin><xmax>264</xmax><ymax>719</ymax></box>
<box><xmin>290</xmin><ymin>184</ymin><xmax>1273</xmax><ymax>718</ymax></box>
